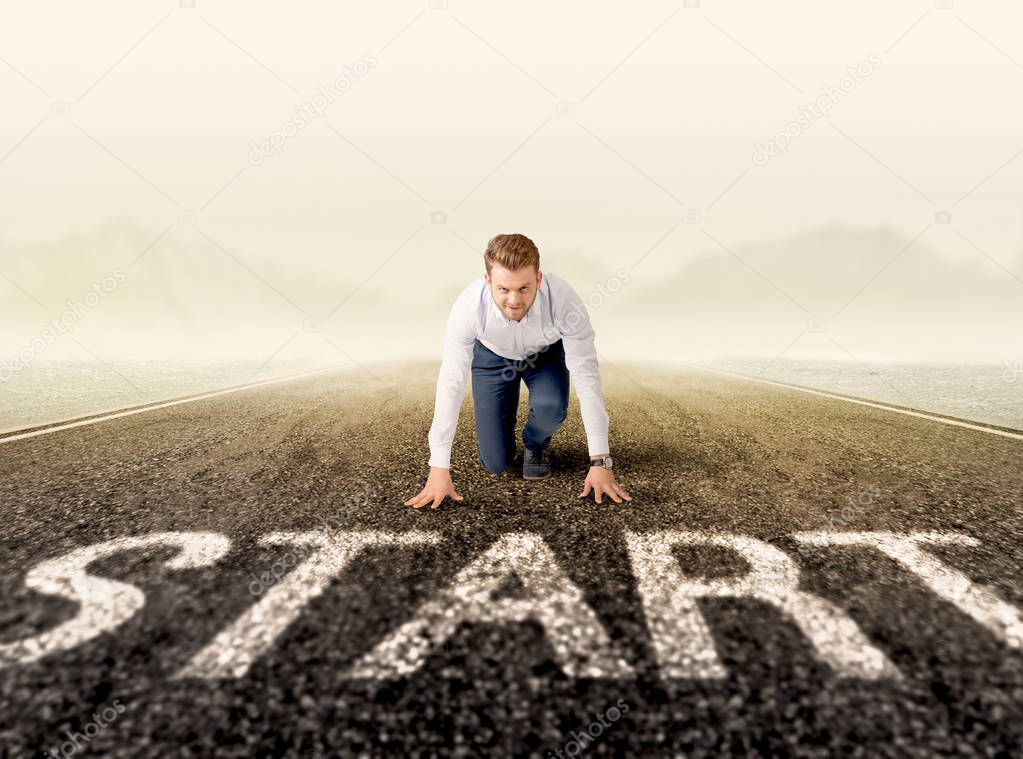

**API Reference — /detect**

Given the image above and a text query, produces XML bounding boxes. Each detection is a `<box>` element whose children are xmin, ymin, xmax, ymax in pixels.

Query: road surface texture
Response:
<box><xmin>1</xmin><ymin>361</ymin><xmax>1021</xmax><ymax>758</ymax></box>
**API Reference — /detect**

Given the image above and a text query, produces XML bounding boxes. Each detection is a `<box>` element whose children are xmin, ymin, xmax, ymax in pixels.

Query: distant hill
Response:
<box><xmin>2</xmin><ymin>221</ymin><xmax>1020</xmax><ymax>363</ymax></box>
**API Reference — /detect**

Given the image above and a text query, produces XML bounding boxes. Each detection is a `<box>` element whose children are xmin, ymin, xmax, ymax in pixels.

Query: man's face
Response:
<box><xmin>485</xmin><ymin>264</ymin><xmax>542</xmax><ymax>322</ymax></box>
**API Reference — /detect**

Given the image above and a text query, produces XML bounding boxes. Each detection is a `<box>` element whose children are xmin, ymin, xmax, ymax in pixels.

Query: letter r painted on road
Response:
<box><xmin>624</xmin><ymin>531</ymin><xmax>900</xmax><ymax>680</ymax></box>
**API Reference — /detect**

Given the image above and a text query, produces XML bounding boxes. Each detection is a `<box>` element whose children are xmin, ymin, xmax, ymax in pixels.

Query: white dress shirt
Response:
<box><xmin>427</xmin><ymin>271</ymin><xmax>610</xmax><ymax>468</ymax></box>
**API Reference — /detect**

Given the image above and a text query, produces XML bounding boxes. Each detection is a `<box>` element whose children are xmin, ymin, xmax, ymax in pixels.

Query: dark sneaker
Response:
<box><xmin>523</xmin><ymin>446</ymin><xmax>551</xmax><ymax>479</ymax></box>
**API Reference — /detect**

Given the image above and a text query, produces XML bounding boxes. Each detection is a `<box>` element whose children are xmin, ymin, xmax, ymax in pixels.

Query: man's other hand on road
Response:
<box><xmin>405</xmin><ymin>467</ymin><xmax>463</xmax><ymax>509</ymax></box>
<box><xmin>580</xmin><ymin>466</ymin><xmax>632</xmax><ymax>504</ymax></box>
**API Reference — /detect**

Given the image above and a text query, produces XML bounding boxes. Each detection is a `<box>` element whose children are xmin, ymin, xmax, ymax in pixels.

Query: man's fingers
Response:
<box><xmin>581</xmin><ymin>479</ymin><xmax>632</xmax><ymax>503</ymax></box>
<box><xmin>406</xmin><ymin>490</ymin><xmax>431</xmax><ymax>508</ymax></box>
<box><xmin>406</xmin><ymin>489</ymin><xmax>462</xmax><ymax>509</ymax></box>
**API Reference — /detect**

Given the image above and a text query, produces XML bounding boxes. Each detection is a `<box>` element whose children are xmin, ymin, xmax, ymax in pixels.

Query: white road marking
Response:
<box><xmin>694</xmin><ymin>365</ymin><xmax>1023</xmax><ymax>442</ymax></box>
<box><xmin>0</xmin><ymin>532</ymin><xmax>231</xmax><ymax>667</ymax></box>
<box><xmin>625</xmin><ymin>531</ymin><xmax>900</xmax><ymax>679</ymax></box>
<box><xmin>347</xmin><ymin>532</ymin><xmax>635</xmax><ymax>679</ymax></box>
<box><xmin>0</xmin><ymin>366</ymin><xmax>348</xmax><ymax>445</ymax></box>
<box><xmin>5</xmin><ymin>530</ymin><xmax>1019</xmax><ymax>677</ymax></box>
<box><xmin>795</xmin><ymin>531</ymin><xmax>1023</xmax><ymax>649</ymax></box>
<box><xmin>176</xmin><ymin>530</ymin><xmax>440</xmax><ymax>680</ymax></box>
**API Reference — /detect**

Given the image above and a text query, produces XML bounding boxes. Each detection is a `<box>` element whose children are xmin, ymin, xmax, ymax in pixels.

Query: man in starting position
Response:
<box><xmin>405</xmin><ymin>233</ymin><xmax>631</xmax><ymax>509</ymax></box>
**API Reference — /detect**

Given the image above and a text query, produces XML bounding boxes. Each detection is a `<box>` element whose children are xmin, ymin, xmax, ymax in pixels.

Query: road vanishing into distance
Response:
<box><xmin>1</xmin><ymin>361</ymin><xmax>1021</xmax><ymax>757</ymax></box>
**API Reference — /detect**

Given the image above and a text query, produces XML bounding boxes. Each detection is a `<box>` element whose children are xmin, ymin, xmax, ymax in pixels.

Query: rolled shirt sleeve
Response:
<box><xmin>550</xmin><ymin>276</ymin><xmax>610</xmax><ymax>457</ymax></box>
<box><xmin>427</xmin><ymin>285</ymin><xmax>478</xmax><ymax>468</ymax></box>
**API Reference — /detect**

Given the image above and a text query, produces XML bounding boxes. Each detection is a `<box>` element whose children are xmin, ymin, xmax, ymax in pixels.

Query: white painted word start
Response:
<box><xmin>0</xmin><ymin>530</ymin><xmax>1019</xmax><ymax>680</ymax></box>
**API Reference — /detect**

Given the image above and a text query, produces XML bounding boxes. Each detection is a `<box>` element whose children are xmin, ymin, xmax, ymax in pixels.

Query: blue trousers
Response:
<box><xmin>471</xmin><ymin>337</ymin><xmax>570</xmax><ymax>473</ymax></box>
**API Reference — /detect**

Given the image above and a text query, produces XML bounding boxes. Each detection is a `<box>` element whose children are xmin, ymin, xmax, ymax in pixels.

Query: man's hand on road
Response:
<box><xmin>579</xmin><ymin>466</ymin><xmax>632</xmax><ymax>504</ymax></box>
<box><xmin>405</xmin><ymin>466</ymin><xmax>463</xmax><ymax>509</ymax></box>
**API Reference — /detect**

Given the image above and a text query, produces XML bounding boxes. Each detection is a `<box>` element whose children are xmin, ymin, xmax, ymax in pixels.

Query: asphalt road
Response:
<box><xmin>0</xmin><ymin>361</ymin><xmax>1021</xmax><ymax>758</ymax></box>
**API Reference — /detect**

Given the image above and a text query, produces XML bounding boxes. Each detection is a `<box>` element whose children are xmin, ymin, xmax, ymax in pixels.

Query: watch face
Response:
<box><xmin>605</xmin><ymin>456</ymin><xmax>613</xmax><ymax>468</ymax></box>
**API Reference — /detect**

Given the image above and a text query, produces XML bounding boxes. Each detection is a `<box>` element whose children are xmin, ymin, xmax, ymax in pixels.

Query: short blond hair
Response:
<box><xmin>484</xmin><ymin>233</ymin><xmax>539</xmax><ymax>275</ymax></box>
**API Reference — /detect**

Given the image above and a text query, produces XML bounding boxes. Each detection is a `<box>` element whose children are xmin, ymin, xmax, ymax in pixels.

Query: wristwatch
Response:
<box><xmin>589</xmin><ymin>455</ymin><xmax>613</xmax><ymax>469</ymax></box>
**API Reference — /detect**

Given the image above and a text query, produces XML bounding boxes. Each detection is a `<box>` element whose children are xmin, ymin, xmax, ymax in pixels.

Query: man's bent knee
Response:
<box><xmin>530</xmin><ymin>398</ymin><xmax>568</xmax><ymax>425</ymax></box>
<box><xmin>478</xmin><ymin>451</ymin><xmax>512</xmax><ymax>474</ymax></box>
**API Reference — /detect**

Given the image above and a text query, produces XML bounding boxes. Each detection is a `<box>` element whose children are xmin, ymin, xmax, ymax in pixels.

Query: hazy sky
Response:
<box><xmin>2</xmin><ymin>0</ymin><xmax>1022</xmax><ymax>371</ymax></box>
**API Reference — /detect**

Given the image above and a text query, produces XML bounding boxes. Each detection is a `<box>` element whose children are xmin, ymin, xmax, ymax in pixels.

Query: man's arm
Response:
<box><xmin>426</xmin><ymin>288</ymin><xmax>477</xmax><ymax>468</ymax></box>
<box><xmin>551</xmin><ymin>276</ymin><xmax>632</xmax><ymax>504</ymax></box>
<box><xmin>551</xmin><ymin>278</ymin><xmax>610</xmax><ymax>460</ymax></box>
<box><xmin>406</xmin><ymin>287</ymin><xmax>477</xmax><ymax>509</ymax></box>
